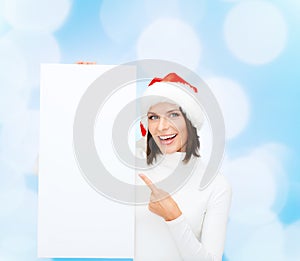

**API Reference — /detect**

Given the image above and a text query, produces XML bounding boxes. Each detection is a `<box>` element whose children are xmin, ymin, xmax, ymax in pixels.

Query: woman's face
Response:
<box><xmin>147</xmin><ymin>102</ymin><xmax>188</xmax><ymax>154</ymax></box>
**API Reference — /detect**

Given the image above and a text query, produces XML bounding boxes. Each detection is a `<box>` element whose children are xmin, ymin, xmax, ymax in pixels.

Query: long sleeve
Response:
<box><xmin>165</xmin><ymin>175</ymin><xmax>232</xmax><ymax>261</ymax></box>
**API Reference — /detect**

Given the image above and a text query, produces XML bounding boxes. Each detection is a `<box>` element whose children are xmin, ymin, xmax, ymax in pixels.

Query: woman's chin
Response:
<box><xmin>159</xmin><ymin>145</ymin><xmax>183</xmax><ymax>154</ymax></box>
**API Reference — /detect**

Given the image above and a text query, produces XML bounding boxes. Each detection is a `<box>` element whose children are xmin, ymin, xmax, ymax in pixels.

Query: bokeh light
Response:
<box><xmin>205</xmin><ymin>77</ymin><xmax>250</xmax><ymax>139</ymax></box>
<box><xmin>137</xmin><ymin>18</ymin><xmax>202</xmax><ymax>70</ymax></box>
<box><xmin>0</xmin><ymin>160</ymin><xmax>27</xmax><ymax>217</ymax></box>
<box><xmin>224</xmin><ymin>1</ymin><xmax>287</xmax><ymax>65</ymax></box>
<box><xmin>223</xmin><ymin>143</ymin><xmax>288</xmax><ymax>224</ymax></box>
<box><xmin>1</xmin><ymin>30</ymin><xmax>61</xmax><ymax>86</ymax></box>
<box><xmin>2</xmin><ymin>0</ymin><xmax>71</xmax><ymax>32</ymax></box>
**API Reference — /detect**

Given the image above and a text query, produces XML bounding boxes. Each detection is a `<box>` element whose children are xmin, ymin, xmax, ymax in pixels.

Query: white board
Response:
<box><xmin>38</xmin><ymin>64</ymin><xmax>135</xmax><ymax>258</ymax></box>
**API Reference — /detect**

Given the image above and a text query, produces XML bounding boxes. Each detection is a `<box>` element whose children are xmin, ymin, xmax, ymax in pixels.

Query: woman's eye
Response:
<box><xmin>170</xmin><ymin>112</ymin><xmax>180</xmax><ymax>118</ymax></box>
<box><xmin>148</xmin><ymin>115</ymin><xmax>159</xmax><ymax>120</ymax></box>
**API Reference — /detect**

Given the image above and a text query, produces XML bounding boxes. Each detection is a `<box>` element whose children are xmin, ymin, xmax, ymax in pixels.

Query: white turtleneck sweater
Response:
<box><xmin>135</xmin><ymin>141</ymin><xmax>232</xmax><ymax>261</ymax></box>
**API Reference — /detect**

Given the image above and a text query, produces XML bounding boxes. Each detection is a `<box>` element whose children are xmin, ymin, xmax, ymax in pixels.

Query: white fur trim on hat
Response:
<box><xmin>140</xmin><ymin>81</ymin><xmax>204</xmax><ymax>131</ymax></box>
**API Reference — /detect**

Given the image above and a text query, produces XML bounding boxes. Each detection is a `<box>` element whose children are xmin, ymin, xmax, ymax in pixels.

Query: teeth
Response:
<box><xmin>159</xmin><ymin>134</ymin><xmax>176</xmax><ymax>140</ymax></box>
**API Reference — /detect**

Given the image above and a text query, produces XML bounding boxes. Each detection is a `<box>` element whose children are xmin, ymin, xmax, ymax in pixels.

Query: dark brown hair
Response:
<box><xmin>146</xmin><ymin>108</ymin><xmax>200</xmax><ymax>165</ymax></box>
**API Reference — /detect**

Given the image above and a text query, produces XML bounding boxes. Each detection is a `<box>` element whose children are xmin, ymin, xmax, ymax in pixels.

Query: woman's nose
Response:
<box><xmin>158</xmin><ymin>117</ymin><xmax>169</xmax><ymax>131</ymax></box>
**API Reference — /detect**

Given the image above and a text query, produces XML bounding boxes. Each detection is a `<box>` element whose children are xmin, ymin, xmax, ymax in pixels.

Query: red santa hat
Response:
<box><xmin>140</xmin><ymin>72</ymin><xmax>204</xmax><ymax>137</ymax></box>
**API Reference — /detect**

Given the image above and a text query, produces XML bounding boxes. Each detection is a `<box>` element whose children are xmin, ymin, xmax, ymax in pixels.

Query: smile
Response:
<box><xmin>158</xmin><ymin>134</ymin><xmax>178</xmax><ymax>146</ymax></box>
<box><xmin>159</xmin><ymin>134</ymin><xmax>177</xmax><ymax>140</ymax></box>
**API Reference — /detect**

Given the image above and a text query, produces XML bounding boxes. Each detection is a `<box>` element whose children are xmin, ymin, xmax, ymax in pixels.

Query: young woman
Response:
<box><xmin>135</xmin><ymin>73</ymin><xmax>232</xmax><ymax>261</ymax></box>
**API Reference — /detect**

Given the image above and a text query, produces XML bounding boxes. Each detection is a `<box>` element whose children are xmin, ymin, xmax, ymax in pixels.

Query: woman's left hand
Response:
<box><xmin>75</xmin><ymin>61</ymin><xmax>96</xmax><ymax>64</ymax></box>
<box><xmin>139</xmin><ymin>174</ymin><xmax>182</xmax><ymax>221</ymax></box>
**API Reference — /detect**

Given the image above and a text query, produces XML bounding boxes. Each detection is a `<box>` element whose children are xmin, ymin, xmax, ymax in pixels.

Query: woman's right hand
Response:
<box><xmin>139</xmin><ymin>174</ymin><xmax>182</xmax><ymax>222</ymax></box>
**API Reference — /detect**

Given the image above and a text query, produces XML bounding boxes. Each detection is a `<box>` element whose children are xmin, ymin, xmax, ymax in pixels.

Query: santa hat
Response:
<box><xmin>140</xmin><ymin>72</ymin><xmax>204</xmax><ymax>137</ymax></box>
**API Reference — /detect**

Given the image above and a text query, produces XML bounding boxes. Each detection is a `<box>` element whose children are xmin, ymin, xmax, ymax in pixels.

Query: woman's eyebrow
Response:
<box><xmin>148</xmin><ymin>109</ymin><xmax>180</xmax><ymax>115</ymax></box>
<box><xmin>166</xmin><ymin>109</ymin><xmax>180</xmax><ymax>113</ymax></box>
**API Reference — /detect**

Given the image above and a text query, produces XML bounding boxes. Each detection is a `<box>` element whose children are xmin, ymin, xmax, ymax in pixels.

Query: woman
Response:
<box><xmin>135</xmin><ymin>73</ymin><xmax>232</xmax><ymax>261</ymax></box>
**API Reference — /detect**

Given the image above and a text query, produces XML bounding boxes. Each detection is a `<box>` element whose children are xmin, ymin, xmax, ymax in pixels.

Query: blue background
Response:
<box><xmin>0</xmin><ymin>0</ymin><xmax>299</xmax><ymax>260</ymax></box>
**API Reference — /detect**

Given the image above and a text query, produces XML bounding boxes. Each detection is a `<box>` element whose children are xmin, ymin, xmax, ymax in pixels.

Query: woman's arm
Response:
<box><xmin>165</xmin><ymin>175</ymin><xmax>232</xmax><ymax>261</ymax></box>
<box><xmin>139</xmin><ymin>173</ymin><xmax>232</xmax><ymax>260</ymax></box>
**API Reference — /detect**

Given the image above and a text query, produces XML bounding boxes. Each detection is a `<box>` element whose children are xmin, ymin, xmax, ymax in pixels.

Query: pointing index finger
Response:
<box><xmin>139</xmin><ymin>174</ymin><xmax>158</xmax><ymax>193</ymax></box>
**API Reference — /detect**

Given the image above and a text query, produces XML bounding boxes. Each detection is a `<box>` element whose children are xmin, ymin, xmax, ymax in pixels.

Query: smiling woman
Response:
<box><xmin>147</xmin><ymin>103</ymin><xmax>189</xmax><ymax>153</ymax></box>
<box><xmin>135</xmin><ymin>73</ymin><xmax>232</xmax><ymax>261</ymax></box>
<box><xmin>146</xmin><ymin>103</ymin><xmax>199</xmax><ymax>164</ymax></box>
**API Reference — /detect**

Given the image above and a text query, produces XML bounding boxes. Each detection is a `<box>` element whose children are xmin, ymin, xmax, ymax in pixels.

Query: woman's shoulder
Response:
<box><xmin>203</xmin><ymin>174</ymin><xmax>232</xmax><ymax>200</ymax></box>
<box><xmin>211</xmin><ymin>174</ymin><xmax>231</xmax><ymax>191</ymax></box>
